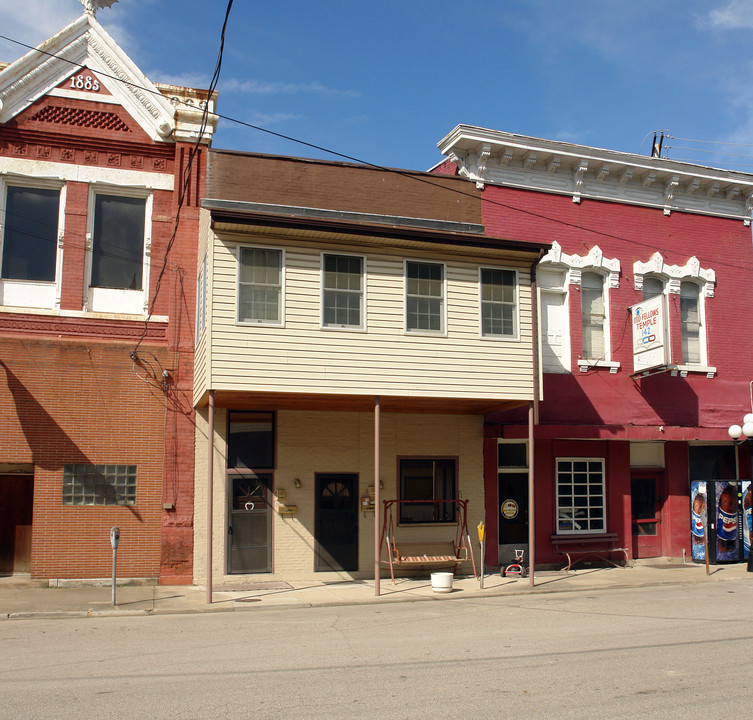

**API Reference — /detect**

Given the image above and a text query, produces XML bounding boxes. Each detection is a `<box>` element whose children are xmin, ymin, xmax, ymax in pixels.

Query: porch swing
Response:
<box><xmin>380</xmin><ymin>498</ymin><xmax>477</xmax><ymax>584</ymax></box>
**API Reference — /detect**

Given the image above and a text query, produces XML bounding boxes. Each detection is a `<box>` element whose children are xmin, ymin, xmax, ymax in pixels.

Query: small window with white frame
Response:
<box><xmin>680</xmin><ymin>281</ymin><xmax>703</xmax><ymax>365</ymax></box>
<box><xmin>405</xmin><ymin>260</ymin><xmax>445</xmax><ymax>334</ymax></box>
<box><xmin>581</xmin><ymin>271</ymin><xmax>608</xmax><ymax>361</ymax></box>
<box><xmin>556</xmin><ymin>458</ymin><xmax>606</xmax><ymax>534</ymax></box>
<box><xmin>237</xmin><ymin>245</ymin><xmax>283</xmax><ymax>325</ymax></box>
<box><xmin>480</xmin><ymin>267</ymin><xmax>517</xmax><ymax>338</ymax></box>
<box><xmin>0</xmin><ymin>177</ymin><xmax>65</xmax><ymax>310</ymax></box>
<box><xmin>85</xmin><ymin>188</ymin><xmax>151</xmax><ymax>315</ymax></box>
<box><xmin>322</xmin><ymin>252</ymin><xmax>364</xmax><ymax>329</ymax></box>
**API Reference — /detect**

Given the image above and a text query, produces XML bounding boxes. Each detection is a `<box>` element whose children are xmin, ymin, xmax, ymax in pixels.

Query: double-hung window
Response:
<box><xmin>86</xmin><ymin>190</ymin><xmax>150</xmax><ymax>314</ymax></box>
<box><xmin>680</xmin><ymin>281</ymin><xmax>702</xmax><ymax>365</ymax></box>
<box><xmin>399</xmin><ymin>458</ymin><xmax>457</xmax><ymax>523</ymax></box>
<box><xmin>322</xmin><ymin>253</ymin><xmax>364</xmax><ymax>328</ymax></box>
<box><xmin>405</xmin><ymin>260</ymin><xmax>444</xmax><ymax>333</ymax></box>
<box><xmin>480</xmin><ymin>267</ymin><xmax>517</xmax><ymax>338</ymax></box>
<box><xmin>556</xmin><ymin>458</ymin><xmax>606</xmax><ymax>534</ymax></box>
<box><xmin>581</xmin><ymin>271</ymin><xmax>606</xmax><ymax>360</ymax></box>
<box><xmin>1</xmin><ymin>180</ymin><xmax>64</xmax><ymax>309</ymax></box>
<box><xmin>237</xmin><ymin>246</ymin><xmax>283</xmax><ymax>325</ymax></box>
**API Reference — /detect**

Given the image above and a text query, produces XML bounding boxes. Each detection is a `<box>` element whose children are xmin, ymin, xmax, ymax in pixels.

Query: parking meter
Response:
<box><xmin>110</xmin><ymin>527</ymin><xmax>120</xmax><ymax>605</ymax></box>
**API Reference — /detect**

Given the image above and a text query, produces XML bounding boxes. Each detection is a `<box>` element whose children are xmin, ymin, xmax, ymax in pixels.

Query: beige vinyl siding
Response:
<box><xmin>208</xmin><ymin>232</ymin><xmax>535</xmax><ymax>401</ymax></box>
<box><xmin>193</xmin><ymin>209</ymin><xmax>213</xmax><ymax>404</ymax></box>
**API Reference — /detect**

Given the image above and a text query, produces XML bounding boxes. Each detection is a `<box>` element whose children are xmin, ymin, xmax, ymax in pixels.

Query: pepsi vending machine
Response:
<box><xmin>690</xmin><ymin>480</ymin><xmax>751</xmax><ymax>563</ymax></box>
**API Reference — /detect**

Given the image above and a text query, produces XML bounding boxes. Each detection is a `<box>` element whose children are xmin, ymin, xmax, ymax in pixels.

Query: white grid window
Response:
<box><xmin>322</xmin><ymin>253</ymin><xmax>363</xmax><ymax>328</ymax></box>
<box><xmin>556</xmin><ymin>458</ymin><xmax>605</xmax><ymax>534</ymax></box>
<box><xmin>481</xmin><ymin>267</ymin><xmax>517</xmax><ymax>337</ymax></box>
<box><xmin>238</xmin><ymin>246</ymin><xmax>282</xmax><ymax>324</ymax></box>
<box><xmin>62</xmin><ymin>464</ymin><xmax>137</xmax><ymax>506</ymax></box>
<box><xmin>406</xmin><ymin>260</ymin><xmax>444</xmax><ymax>333</ymax></box>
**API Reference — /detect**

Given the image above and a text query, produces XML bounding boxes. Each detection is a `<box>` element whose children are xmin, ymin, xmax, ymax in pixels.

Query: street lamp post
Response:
<box><xmin>727</xmin><ymin>414</ymin><xmax>753</xmax><ymax>572</ymax></box>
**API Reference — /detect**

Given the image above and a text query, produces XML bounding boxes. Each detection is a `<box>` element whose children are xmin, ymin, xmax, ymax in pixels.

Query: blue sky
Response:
<box><xmin>2</xmin><ymin>0</ymin><xmax>753</xmax><ymax>172</ymax></box>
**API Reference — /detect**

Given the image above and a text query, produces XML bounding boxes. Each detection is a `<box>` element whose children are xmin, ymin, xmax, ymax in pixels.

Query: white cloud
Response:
<box><xmin>0</xmin><ymin>1</ymin><xmax>80</xmax><ymax>61</ymax></box>
<box><xmin>221</xmin><ymin>78</ymin><xmax>359</xmax><ymax>98</ymax></box>
<box><xmin>708</xmin><ymin>0</ymin><xmax>753</xmax><ymax>29</ymax></box>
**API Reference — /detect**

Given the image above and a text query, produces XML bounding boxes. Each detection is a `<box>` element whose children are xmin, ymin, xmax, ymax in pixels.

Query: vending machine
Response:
<box><xmin>690</xmin><ymin>480</ymin><xmax>751</xmax><ymax>564</ymax></box>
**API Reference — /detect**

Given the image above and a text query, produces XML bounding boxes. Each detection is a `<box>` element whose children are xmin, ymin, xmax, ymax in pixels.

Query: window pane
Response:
<box><xmin>498</xmin><ymin>443</ymin><xmax>527</xmax><ymax>468</ymax></box>
<box><xmin>555</xmin><ymin>458</ymin><xmax>605</xmax><ymax>534</ymax></box>
<box><xmin>238</xmin><ymin>247</ymin><xmax>282</xmax><ymax>323</ymax></box>
<box><xmin>406</xmin><ymin>262</ymin><xmax>443</xmax><ymax>332</ymax></box>
<box><xmin>681</xmin><ymin>283</ymin><xmax>701</xmax><ymax>364</ymax></box>
<box><xmin>228</xmin><ymin>411</ymin><xmax>275</xmax><ymax>469</ymax></box>
<box><xmin>399</xmin><ymin>458</ymin><xmax>456</xmax><ymax>523</ymax></box>
<box><xmin>91</xmin><ymin>195</ymin><xmax>145</xmax><ymax>290</ymax></box>
<box><xmin>323</xmin><ymin>254</ymin><xmax>362</xmax><ymax>327</ymax></box>
<box><xmin>62</xmin><ymin>464</ymin><xmax>137</xmax><ymax>506</ymax></box>
<box><xmin>481</xmin><ymin>268</ymin><xmax>516</xmax><ymax>337</ymax></box>
<box><xmin>642</xmin><ymin>277</ymin><xmax>663</xmax><ymax>301</ymax></box>
<box><xmin>2</xmin><ymin>186</ymin><xmax>59</xmax><ymax>281</ymax></box>
<box><xmin>581</xmin><ymin>273</ymin><xmax>605</xmax><ymax>359</ymax></box>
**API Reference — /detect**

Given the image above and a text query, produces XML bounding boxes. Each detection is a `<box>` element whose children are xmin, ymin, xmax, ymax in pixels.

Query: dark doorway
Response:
<box><xmin>0</xmin><ymin>474</ymin><xmax>33</xmax><ymax>575</ymax></box>
<box><xmin>227</xmin><ymin>472</ymin><xmax>272</xmax><ymax>573</ymax></box>
<box><xmin>631</xmin><ymin>472</ymin><xmax>664</xmax><ymax>558</ymax></box>
<box><xmin>498</xmin><ymin>471</ymin><xmax>528</xmax><ymax>566</ymax></box>
<box><xmin>315</xmin><ymin>474</ymin><xmax>358</xmax><ymax>572</ymax></box>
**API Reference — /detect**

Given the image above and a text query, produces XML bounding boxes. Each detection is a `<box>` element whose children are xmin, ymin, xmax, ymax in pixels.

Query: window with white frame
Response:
<box><xmin>633</xmin><ymin>253</ymin><xmax>714</xmax><ymax>373</ymax></box>
<box><xmin>0</xmin><ymin>179</ymin><xmax>64</xmax><ymax>309</ymax></box>
<box><xmin>405</xmin><ymin>260</ymin><xmax>444</xmax><ymax>333</ymax></box>
<box><xmin>86</xmin><ymin>190</ymin><xmax>150</xmax><ymax>315</ymax></box>
<box><xmin>322</xmin><ymin>253</ymin><xmax>364</xmax><ymax>328</ymax></box>
<box><xmin>556</xmin><ymin>458</ymin><xmax>606</xmax><ymax>534</ymax></box>
<box><xmin>480</xmin><ymin>267</ymin><xmax>517</xmax><ymax>337</ymax></box>
<box><xmin>681</xmin><ymin>281</ymin><xmax>702</xmax><ymax>365</ymax></box>
<box><xmin>237</xmin><ymin>246</ymin><xmax>283</xmax><ymax>324</ymax></box>
<box><xmin>581</xmin><ymin>271</ymin><xmax>607</xmax><ymax>360</ymax></box>
<box><xmin>195</xmin><ymin>253</ymin><xmax>207</xmax><ymax>343</ymax></box>
<box><xmin>538</xmin><ymin>268</ymin><xmax>570</xmax><ymax>373</ymax></box>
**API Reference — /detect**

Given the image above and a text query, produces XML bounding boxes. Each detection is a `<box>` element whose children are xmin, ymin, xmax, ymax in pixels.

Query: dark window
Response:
<box><xmin>2</xmin><ymin>186</ymin><xmax>59</xmax><ymax>282</ymax></box>
<box><xmin>399</xmin><ymin>458</ymin><xmax>456</xmax><ymax>523</ymax></box>
<box><xmin>406</xmin><ymin>261</ymin><xmax>443</xmax><ymax>332</ymax></box>
<box><xmin>498</xmin><ymin>442</ymin><xmax>528</xmax><ymax>468</ymax></box>
<box><xmin>91</xmin><ymin>194</ymin><xmax>146</xmax><ymax>290</ymax></box>
<box><xmin>323</xmin><ymin>253</ymin><xmax>363</xmax><ymax>327</ymax></box>
<box><xmin>481</xmin><ymin>268</ymin><xmax>516</xmax><ymax>336</ymax></box>
<box><xmin>228</xmin><ymin>411</ymin><xmax>275</xmax><ymax>469</ymax></box>
<box><xmin>62</xmin><ymin>464</ymin><xmax>137</xmax><ymax>506</ymax></box>
<box><xmin>688</xmin><ymin>446</ymin><xmax>736</xmax><ymax>482</ymax></box>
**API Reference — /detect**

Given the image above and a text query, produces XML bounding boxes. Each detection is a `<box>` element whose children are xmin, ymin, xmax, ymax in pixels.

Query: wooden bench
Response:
<box><xmin>386</xmin><ymin>541</ymin><xmax>464</xmax><ymax>571</ymax></box>
<box><xmin>551</xmin><ymin>533</ymin><xmax>630</xmax><ymax>572</ymax></box>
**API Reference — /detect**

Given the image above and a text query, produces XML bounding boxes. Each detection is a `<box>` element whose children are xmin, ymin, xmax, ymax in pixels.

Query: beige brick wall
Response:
<box><xmin>194</xmin><ymin>408</ymin><xmax>484</xmax><ymax>584</ymax></box>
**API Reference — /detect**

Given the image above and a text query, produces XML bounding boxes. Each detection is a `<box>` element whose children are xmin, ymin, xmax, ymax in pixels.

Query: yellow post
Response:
<box><xmin>477</xmin><ymin>521</ymin><xmax>486</xmax><ymax>589</ymax></box>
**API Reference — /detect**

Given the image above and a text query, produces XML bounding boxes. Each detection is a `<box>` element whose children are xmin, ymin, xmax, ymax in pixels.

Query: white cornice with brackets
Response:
<box><xmin>0</xmin><ymin>13</ymin><xmax>177</xmax><ymax>143</ymax></box>
<box><xmin>438</xmin><ymin>125</ymin><xmax>753</xmax><ymax>225</ymax></box>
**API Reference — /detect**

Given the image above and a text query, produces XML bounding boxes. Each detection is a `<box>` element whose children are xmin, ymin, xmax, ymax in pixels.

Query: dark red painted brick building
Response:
<box><xmin>437</xmin><ymin>125</ymin><xmax>753</xmax><ymax>570</ymax></box>
<box><xmin>0</xmin><ymin>9</ymin><xmax>215</xmax><ymax>582</ymax></box>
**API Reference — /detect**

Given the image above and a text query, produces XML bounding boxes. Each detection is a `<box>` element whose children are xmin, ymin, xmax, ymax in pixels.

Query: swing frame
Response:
<box><xmin>379</xmin><ymin>498</ymin><xmax>477</xmax><ymax>584</ymax></box>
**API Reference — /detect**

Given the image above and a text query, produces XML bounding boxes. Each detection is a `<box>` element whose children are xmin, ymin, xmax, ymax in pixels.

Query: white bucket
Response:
<box><xmin>431</xmin><ymin>572</ymin><xmax>454</xmax><ymax>593</ymax></box>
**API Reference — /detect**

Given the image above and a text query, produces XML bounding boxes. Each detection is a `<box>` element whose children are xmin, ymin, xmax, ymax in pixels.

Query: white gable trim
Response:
<box><xmin>0</xmin><ymin>14</ymin><xmax>175</xmax><ymax>143</ymax></box>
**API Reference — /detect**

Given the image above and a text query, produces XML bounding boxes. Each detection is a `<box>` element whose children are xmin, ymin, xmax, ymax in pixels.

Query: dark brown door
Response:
<box><xmin>315</xmin><ymin>474</ymin><xmax>358</xmax><ymax>572</ymax></box>
<box><xmin>0</xmin><ymin>475</ymin><xmax>33</xmax><ymax>575</ymax></box>
<box><xmin>631</xmin><ymin>472</ymin><xmax>664</xmax><ymax>558</ymax></box>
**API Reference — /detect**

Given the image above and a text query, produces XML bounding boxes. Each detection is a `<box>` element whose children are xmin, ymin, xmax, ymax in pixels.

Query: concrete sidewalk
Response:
<box><xmin>1</xmin><ymin>559</ymin><xmax>751</xmax><ymax>620</ymax></box>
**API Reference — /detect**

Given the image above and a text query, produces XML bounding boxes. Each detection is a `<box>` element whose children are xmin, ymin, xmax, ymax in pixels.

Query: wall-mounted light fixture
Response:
<box><xmin>294</xmin><ymin>478</ymin><xmax>302</xmax><ymax>488</ymax></box>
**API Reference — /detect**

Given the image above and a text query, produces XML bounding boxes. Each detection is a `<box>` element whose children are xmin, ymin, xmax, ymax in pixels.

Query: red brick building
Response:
<box><xmin>437</xmin><ymin>126</ymin><xmax>753</xmax><ymax>570</ymax></box>
<box><xmin>0</xmin><ymin>9</ymin><xmax>216</xmax><ymax>582</ymax></box>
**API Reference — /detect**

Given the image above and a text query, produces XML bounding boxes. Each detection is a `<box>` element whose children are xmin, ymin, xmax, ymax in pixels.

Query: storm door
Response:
<box><xmin>228</xmin><ymin>473</ymin><xmax>272</xmax><ymax>573</ymax></box>
<box><xmin>497</xmin><ymin>442</ymin><xmax>529</xmax><ymax>566</ymax></box>
<box><xmin>631</xmin><ymin>471</ymin><xmax>664</xmax><ymax>558</ymax></box>
<box><xmin>315</xmin><ymin>474</ymin><xmax>358</xmax><ymax>572</ymax></box>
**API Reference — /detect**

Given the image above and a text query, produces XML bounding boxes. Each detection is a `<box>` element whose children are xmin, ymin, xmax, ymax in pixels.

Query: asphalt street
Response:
<box><xmin>2</xmin><ymin>580</ymin><xmax>752</xmax><ymax>719</ymax></box>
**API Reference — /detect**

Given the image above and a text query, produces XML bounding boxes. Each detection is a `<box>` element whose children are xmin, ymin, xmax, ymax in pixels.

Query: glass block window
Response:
<box><xmin>556</xmin><ymin>458</ymin><xmax>605</xmax><ymax>534</ymax></box>
<box><xmin>62</xmin><ymin>464</ymin><xmax>137</xmax><ymax>506</ymax></box>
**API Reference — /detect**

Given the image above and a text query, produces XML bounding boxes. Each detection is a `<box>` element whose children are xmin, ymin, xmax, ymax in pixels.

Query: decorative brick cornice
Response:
<box><xmin>0</xmin><ymin>313</ymin><xmax>167</xmax><ymax>342</ymax></box>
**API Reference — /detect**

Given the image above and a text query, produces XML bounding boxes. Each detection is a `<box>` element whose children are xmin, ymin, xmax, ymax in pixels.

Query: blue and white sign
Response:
<box><xmin>630</xmin><ymin>294</ymin><xmax>667</xmax><ymax>373</ymax></box>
